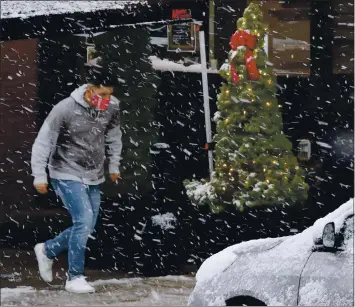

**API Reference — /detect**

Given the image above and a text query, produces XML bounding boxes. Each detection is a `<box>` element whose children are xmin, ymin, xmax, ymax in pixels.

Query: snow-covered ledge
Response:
<box><xmin>149</xmin><ymin>56</ymin><xmax>219</xmax><ymax>74</ymax></box>
<box><xmin>1</xmin><ymin>1</ymin><xmax>146</xmax><ymax>19</ymax></box>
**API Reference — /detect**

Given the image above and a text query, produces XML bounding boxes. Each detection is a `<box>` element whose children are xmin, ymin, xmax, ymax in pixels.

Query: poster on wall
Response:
<box><xmin>167</xmin><ymin>9</ymin><xmax>197</xmax><ymax>52</ymax></box>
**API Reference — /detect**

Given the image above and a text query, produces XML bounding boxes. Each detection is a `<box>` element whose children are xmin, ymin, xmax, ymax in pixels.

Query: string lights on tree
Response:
<box><xmin>185</xmin><ymin>2</ymin><xmax>308</xmax><ymax>213</ymax></box>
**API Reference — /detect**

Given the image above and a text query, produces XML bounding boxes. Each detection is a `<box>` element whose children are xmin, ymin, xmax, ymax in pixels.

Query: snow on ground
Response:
<box><xmin>90</xmin><ymin>277</ymin><xmax>143</xmax><ymax>286</ymax></box>
<box><xmin>90</xmin><ymin>275</ymin><xmax>192</xmax><ymax>287</ymax></box>
<box><xmin>1</xmin><ymin>1</ymin><xmax>146</xmax><ymax>19</ymax></box>
<box><xmin>1</xmin><ymin>276</ymin><xmax>195</xmax><ymax>306</ymax></box>
<box><xmin>1</xmin><ymin>287</ymin><xmax>36</xmax><ymax>300</ymax></box>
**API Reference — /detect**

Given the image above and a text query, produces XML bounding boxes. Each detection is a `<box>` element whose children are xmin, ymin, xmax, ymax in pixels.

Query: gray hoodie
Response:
<box><xmin>31</xmin><ymin>84</ymin><xmax>122</xmax><ymax>185</ymax></box>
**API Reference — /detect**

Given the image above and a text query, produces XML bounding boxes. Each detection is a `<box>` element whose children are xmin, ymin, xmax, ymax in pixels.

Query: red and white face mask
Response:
<box><xmin>91</xmin><ymin>93</ymin><xmax>111</xmax><ymax>111</ymax></box>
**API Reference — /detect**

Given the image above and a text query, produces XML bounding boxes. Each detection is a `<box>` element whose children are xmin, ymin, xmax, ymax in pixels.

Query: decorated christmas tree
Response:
<box><xmin>185</xmin><ymin>3</ymin><xmax>309</xmax><ymax>213</ymax></box>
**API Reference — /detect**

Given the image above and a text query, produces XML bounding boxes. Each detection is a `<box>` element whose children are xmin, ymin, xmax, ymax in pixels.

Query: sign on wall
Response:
<box><xmin>298</xmin><ymin>139</ymin><xmax>311</xmax><ymax>161</ymax></box>
<box><xmin>167</xmin><ymin>9</ymin><xmax>197</xmax><ymax>52</ymax></box>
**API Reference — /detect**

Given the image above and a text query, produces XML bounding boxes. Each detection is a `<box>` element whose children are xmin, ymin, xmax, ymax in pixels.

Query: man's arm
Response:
<box><xmin>105</xmin><ymin>100</ymin><xmax>122</xmax><ymax>176</ymax></box>
<box><xmin>31</xmin><ymin>102</ymin><xmax>66</xmax><ymax>185</ymax></box>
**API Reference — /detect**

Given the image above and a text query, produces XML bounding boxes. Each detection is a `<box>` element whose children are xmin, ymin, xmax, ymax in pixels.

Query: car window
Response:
<box><xmin>340</xmin><ymin>215</ymin><xmax>354</xmax><ymax>254</ymax></box>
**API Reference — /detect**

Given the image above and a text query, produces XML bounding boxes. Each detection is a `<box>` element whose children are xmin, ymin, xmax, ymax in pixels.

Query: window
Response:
<box><xmin>332</xmin><ymin>0</ymin><xmax>354</xmax><ymax>74</ymax></box>
<box><xmin>250</xmin><ymin>1</ymin><xmax>311</xmax><ymax>76</ymax></box>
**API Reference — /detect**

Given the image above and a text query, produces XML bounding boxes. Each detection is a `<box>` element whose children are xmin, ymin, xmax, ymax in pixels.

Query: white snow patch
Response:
<box><xmin>90</xmin><ymin>275</ymin><xmax>194</xmax><ymax>288</ymax></box>
<box><xmin>149</xmin><ymin>56</ymin><xmax>219</xmax><ymax>73</ymax></box>
<box><xmin>151</xmin><ymin>290</ymin><xmax>161</xmax><ymax>301</ymax></box>
<box><xmin>155</xmin><ymin>275</ymin><xmax>195</xmax><ymax>282</ymax></box>
<box><xmin>186</xmin><ymin>181</ymin><xmax>216</xmax><ymax>204</ymax></box>
<box><xmin>1</xmin><ymin>1</ymin><xmax>146</xmax><ymax>19</ymax></box>
<box><xmin>239</xmin><ymin>98</ymin><xmax>251</xmax><ymax>103</ymax></box>
<box><xmin>233</xmin><ymin>199</ymin><xmax>242</xmax><ymax>208</ymax></box>
<box><xmin>1</xmin><ymin>287</ymin><xmax>36</xmax><ymax>300</ymax></box>
<box><xmin>90</xmin><ymin>277</ymin><xmax>143</xmax><ymax>286</ymax></box>
<box><xmin>253</xmin><ymin>187</ymin><xmax>261</xmax><ymax>192</ymax></box>
<box><xmin>151</xmin><ymin>212</ymin><xmax>177</xmax><ymax>230</ymax></box>
<box><xmin>338</xmin><ymin>22</ymin><xmax>354</xmax><ymax>27</ymax></box>
<box><xmin>273</xmin><ymin>38</ymin><xmax>310</xmax><ymax>51</ymax></box>
<box><xmin>298</xmin><ymin>279</ymin><xmax>349</xmax><ymax>306</ymax></box>
<box><xmin>196</xmin><ymin>244</ymin><xmax>239</xmax><ymax>284</ymax></box>
<box><xmin>273</xmin><ymin>69</ymin><xmax>309</xmax><ymax>76</ymax></box>
<box><xmin>219</xmin><ymin>63</ymin><xmax>230</xmax><ymax>72</ymax></box>
<box><xmin>213</xmin><ymin>111</ymin><xmax>221</xmax><ymax>122</ymax></box>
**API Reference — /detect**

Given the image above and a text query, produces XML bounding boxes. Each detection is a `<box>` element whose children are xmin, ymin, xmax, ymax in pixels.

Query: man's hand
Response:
<box><xmin>34</xmin><ymin>183</ymin><xmax>48</xmax><ymax>194</ymax></box>
<box><xmin>110</xmin><ymin>173</ymin><xmax>121</xmax><ymax>182</ymax></box>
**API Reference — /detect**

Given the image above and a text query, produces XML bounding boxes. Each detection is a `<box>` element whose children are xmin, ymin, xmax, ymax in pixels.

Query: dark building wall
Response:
<box><xmin>213</xmin><ymin>0</ymin><xmax>247</xmax><ymax>65</ymax></box>
<box><xmin>0</xmin><ymin>39</ymin><xmax>38</xmax><ymax>221</ymax></box>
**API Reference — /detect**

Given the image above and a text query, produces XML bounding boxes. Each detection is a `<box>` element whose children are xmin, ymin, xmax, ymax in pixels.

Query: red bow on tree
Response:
<box><xmin>229</xmin><ymin>30</ymin><xmax>260</xmax><ymax>83</ymax></box>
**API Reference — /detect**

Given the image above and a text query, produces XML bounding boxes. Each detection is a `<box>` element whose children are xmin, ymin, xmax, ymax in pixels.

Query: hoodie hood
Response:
<box><xmin>70</xmin><ymin>84</ymin><xmax>90</xmax><ymax>108</ymax></box>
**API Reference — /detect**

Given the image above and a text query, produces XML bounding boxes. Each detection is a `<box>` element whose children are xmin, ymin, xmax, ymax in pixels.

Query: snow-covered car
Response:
<box><xmin>188</xmin><ymin>199</ymin><xmax>354</xmax><ymax>306</ymax></box>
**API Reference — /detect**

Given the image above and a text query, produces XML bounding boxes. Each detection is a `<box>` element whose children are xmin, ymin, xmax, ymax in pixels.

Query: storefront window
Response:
<box><xmin>332</xmin><ymin>0</ymin><xmax>354</xmax><ymax>74</ymax></box>
<box><xmin>249</xmin><ymin>0</ymin><xmax>311</xmax><ymax>77</ymax></box>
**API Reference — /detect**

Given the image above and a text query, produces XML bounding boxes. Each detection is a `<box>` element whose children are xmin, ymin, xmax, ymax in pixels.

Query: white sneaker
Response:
<box><xmin>65</xmin><ymin>276</ymin><xmax>95</xmax><ymax>293</ymax></box>
<box><xmin>34</xmin><ymin>243</ymin><xmax>53</xmax><ymax>282</ymax></box>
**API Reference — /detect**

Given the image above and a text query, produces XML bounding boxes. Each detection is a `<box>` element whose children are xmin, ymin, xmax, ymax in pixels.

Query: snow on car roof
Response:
<box><xmin>0</xmin><ymin>1</ymin><xmax>147</xmax><ymax>19</ymax></box>
<box><xmin>196</xmin><ymin>198</ymin><xmax>354</xmax><ymax>284</ymax></box>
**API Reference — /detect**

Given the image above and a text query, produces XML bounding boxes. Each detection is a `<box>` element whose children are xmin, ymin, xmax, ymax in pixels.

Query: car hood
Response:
<box><xmin>232</xmin><ymin>237</ymin><xmax>286</xmax><ymax>255</ymax></box>
<box><xmin>195</xmin><ymin>236</ymin><xmax>286</xmax><ymax>284</ymax></box>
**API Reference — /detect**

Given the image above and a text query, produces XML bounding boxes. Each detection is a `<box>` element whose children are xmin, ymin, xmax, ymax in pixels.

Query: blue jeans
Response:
<box><xmin>44</xmin><ymin>179</ymin><xmax>101</xmax><ymax>280</ymax></box>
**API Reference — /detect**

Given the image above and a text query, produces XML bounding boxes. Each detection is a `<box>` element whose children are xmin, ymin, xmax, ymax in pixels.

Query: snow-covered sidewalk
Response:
<box><xmin>1</xmin><ymin>248</ymin><xmax>195</xmax><ymax>305</ymax></box>
<box><xmin>1</xmin><ymin>275</ymin><xmax>195</xmax><ymax>306</ymax></box>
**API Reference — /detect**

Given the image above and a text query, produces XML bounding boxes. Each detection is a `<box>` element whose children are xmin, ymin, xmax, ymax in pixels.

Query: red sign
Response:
<box><xmin>172</xmin><ymin>9</ymin><xmax>191</xmax><ymax>19</ymax></box>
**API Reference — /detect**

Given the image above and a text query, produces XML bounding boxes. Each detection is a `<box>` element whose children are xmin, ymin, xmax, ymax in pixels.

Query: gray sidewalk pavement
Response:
<box><xmin>1</xmin><ymin>249</ymin><xmax>195</xmax><ymax>306</ymax></box>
